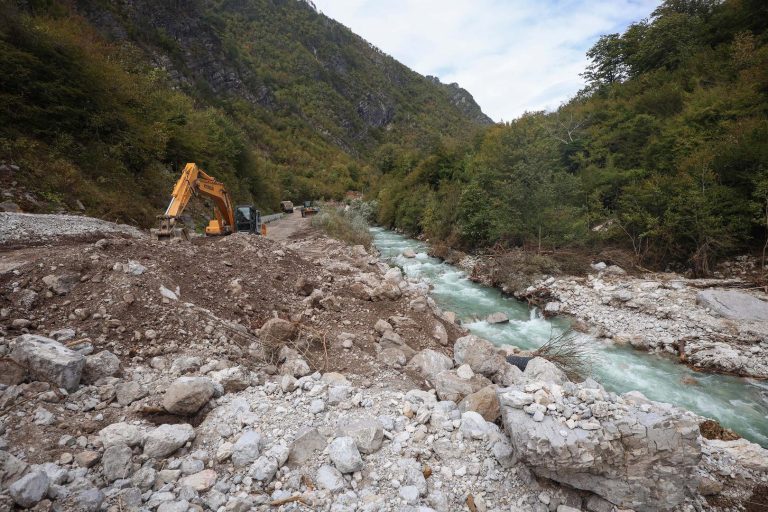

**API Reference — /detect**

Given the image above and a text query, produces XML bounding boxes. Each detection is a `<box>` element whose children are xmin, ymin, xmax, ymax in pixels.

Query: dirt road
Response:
<box><xmin>264</xmin><ymin>208</ymin><xmax>311</xmax><ymax>241</ymax></box>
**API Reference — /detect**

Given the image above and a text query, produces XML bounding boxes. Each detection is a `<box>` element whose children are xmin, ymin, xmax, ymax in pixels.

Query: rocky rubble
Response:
<box><xmin>520</xmin><ymin>267</ymin><xmax>768</xmax><ymax>378</ymax></box>
<box><xmin>1</xmin><ymin>218</ymin><xmax>766</xmax><ymax>511</ymax></box>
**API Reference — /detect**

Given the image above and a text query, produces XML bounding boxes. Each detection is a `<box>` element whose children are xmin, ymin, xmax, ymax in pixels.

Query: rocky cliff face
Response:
<box><xmin>427</xmin><ymin>76</ymin><xmax>494</xmax><ymax>125</ymax></box>
<box><xmin>73</xmin><ymin>0</ymin><xmax>492</xmax><ymax>154</ymax></box>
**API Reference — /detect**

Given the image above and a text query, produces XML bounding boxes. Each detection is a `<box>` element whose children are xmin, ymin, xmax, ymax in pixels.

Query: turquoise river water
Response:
<box><xmin>372</xmin><ymin>227</ymin><xmax>768</xmax><ymax>447</ymax></box>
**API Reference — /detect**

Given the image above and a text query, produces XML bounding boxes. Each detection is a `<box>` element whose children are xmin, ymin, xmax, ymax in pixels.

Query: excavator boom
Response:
<box><xmin>154</xmin><ymin>163</ymin><xmax>252</xmax><ymax>240</ymax></box>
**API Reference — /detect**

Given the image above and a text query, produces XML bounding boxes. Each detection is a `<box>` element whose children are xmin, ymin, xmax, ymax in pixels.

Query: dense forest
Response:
<box><xmin>0</xmin><ymin>0</ymin><xmax>488</xmax><ymax>225</ymax></box>
<box><xmin>375</xmin><ymin>0</ymin><xmax>768</xmax><ymax>275</ymax></box>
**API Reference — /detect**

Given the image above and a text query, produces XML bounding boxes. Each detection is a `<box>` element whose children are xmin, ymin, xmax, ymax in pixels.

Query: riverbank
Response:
<box><xmin>434</xmin><ymin>244</ymin><xmax>768</xmax><ymax>380</ymax></box>
<box><xmin>519</xmin><ymin>269</ymin><xmax>768</xmax><ymax>380</ymax></box>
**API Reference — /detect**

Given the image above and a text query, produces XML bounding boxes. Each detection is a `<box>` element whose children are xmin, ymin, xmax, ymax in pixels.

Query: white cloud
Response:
<box><xmin>312</xmin><ymin>0</ymin><xmax>661</xmax><ymax>121</ymax></box>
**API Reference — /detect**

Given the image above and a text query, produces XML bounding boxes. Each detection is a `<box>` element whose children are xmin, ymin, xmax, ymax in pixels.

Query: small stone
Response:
<box><xmin>288</xmin><ymin>428</ymin><xmax>326</xmax><ymax>466</ymax></box>
<box><xmin>374</xmin><ymin>319</ymin><xmax>393</xmax><ymax>334</ymax></box>
<box><xmin>116</xmin><ymin>381</ymin><xmax>147</xmax><ymax>406</ymax></box>
<box><xmin>157</xmin><ymin>501</ymin><xmax>190</xmax><ymax>512</ymax></box>
<box><xmin>232</xmin><ymin>430</ymin><xmax>262</xmax><ymax>467</ymax></box>
<box><xmin>163</xmin><ymin>376</ymin><xmax>215</xmax><ymax>415</ymax></box>
<box><xmin>456</xmin><ymin>364</ymin><xmax>474</xmax><ymax>380</ymax></box>
<box><xmin>215</xmin><ymin>442</ymin><xmax>233</xmax><ymax>462</ymax></box>
<box><xmin>486</xmin><ymin>312</ymin><xmax>509</xmax><ymax>324</ymax></box>
<box><xmin>309</xmin><ymin>399</ymin><xmax>325</xmax><ymax>414</ymax></box>
<box><xmin>459</xmin><ymin>411</ymin><xmax>489</xmax><ymax>439</ymax></box>
<box><xmin>328</xmin><ymin>437</ymin><xmax>363</xmax><ymax>473</ymax></box>
<box><xmin>399</xmin><ymin>485</ymin><xmax>419</xmax><ymax>504</ymax></box>
<box><xmin>100</xmin><ymin>422</ymin><xmax>143</xmax><ymax>448</ymax></box>
<box><xmin>249</xmin><ymin>456</ymin><xmax>278</xmax><ymax>482</ymax></box>
<box><xmin>9</xmin><ymin>470</ymin><xmax>49</xmax><ymax>508</ymax></box>
<box><xmin>131</xmin><ymin>466</ymin><xmax>157</xmax><ymax>491</ymax></box>
<box><xmin>336</xmin><ymin>417</ymin><xmax>384</xmax><ymax>454</ymax></box>
<box><xmin>316</xmin><ymin>464</ymin><xmax>345</xmax><ymax>492</ymax></box>
<box><xmin>143</xmin><ymin>424</ymin><xmax>195</xmax><ymax>459</ymax></box>
<box><xmin>75</xmin><ymin>451</ymin><xmax>101</xmax><ymax>468</ymax></box>
<box><xmin>102</xmin><ymin>444</ymin><xmax>133</xmax><ymax>481</ymax></box>
<box><xmin>82</xmin><ymin>350</ymin><xmax>121</xmax><ymax>383</ymax></box>
<box><xmin>179</xmin><ymin>469</ymin><xmax>217</xmax><ymax>492</ymax></box>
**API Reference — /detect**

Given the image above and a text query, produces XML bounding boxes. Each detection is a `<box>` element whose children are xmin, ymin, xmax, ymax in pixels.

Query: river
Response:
<box><xmin>371</xmin><ymin>227</ymin><xmax>768</xmax><ymax>447</ymax></box>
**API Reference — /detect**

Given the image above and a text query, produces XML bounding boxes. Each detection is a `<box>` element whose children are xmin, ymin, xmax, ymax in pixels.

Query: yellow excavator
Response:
<box><xmin>153</xmin><ymin>162</ymin><xmax>260</xmax><ymax>241</ymax></box>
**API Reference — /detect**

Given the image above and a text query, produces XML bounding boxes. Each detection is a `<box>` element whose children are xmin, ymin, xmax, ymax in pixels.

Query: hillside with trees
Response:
<box><xmin>375</xmin><ymin>0</ymin><xmax>768</xmax><ymax>275</ymax></box>
<box><xmin>0</xmin><ymin>0</ymin><xmax>489</xmax><ymax>225</ymax></box>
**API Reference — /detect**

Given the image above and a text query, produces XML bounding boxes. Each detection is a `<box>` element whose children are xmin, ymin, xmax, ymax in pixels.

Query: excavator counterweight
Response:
<box><xmin>153</xmin><ymin>163</ymin><xmax>260</xmax><ymax>241</ymax></box>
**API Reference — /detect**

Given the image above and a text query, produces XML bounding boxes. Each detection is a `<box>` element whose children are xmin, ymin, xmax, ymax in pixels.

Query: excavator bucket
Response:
<box><xmin>152</xmin><ymin>216</ymin><xmax>190</xmax><ymax>242</ymax></box>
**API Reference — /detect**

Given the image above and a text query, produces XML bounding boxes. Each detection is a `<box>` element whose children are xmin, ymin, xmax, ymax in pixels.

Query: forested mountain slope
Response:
<box><xmin>376</xmin><ymin>0</ymin><xmax>768</xmax><ymax>274</ymax></box>
<box><xmin>0</xmin><ymin>0</ymin><xmax>490</xmax><ymax>225</ymax></box>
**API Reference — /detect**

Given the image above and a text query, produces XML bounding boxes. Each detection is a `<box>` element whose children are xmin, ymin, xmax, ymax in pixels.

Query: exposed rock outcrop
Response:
<box><xmin>498</xmin><ymin>359</ymin><xmax>702</xmax><ymax>511</ymax></box>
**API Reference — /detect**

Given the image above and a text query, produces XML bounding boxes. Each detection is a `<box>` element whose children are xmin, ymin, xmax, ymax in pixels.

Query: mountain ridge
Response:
<box><xmin>0</xmin><ymin>0</ymin><xmax>490</xmax><ymax>224</ymax></box>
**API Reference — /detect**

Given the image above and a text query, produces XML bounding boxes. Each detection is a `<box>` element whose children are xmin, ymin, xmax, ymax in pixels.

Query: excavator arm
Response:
<box><xmin>156</xmin><ymin>163</ymin><xmax>237</xmax><ymax>239</ymax></box>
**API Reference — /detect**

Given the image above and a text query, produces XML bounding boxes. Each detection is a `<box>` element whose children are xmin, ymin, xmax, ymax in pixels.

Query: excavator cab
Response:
<box><xmin>235</xmin><ymin>205</ymin><xmax>260</xmax><ymax>234</ymax></box>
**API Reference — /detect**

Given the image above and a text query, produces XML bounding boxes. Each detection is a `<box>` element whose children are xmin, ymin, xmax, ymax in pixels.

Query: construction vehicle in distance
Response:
<box><xmin>280</xmin><ymin>201</ymin><xmax>294</xmax><ymax>213</ymax></box>
<box><xmin>300</xmin><ymin>200</ymin><xmax>320</xmax><ymax>218</ymax></box>
<box><xmin>153</xmin><ymin>162</ymin><xmax>260</xmax><ymax>241</ymax></box>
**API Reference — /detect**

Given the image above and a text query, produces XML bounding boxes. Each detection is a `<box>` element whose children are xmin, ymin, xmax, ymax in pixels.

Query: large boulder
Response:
<box><xmin>497</xmin><ymin>377</ymin><xmax>701</xmax><ymax>511</ymax></box>
<box><xmin>163</xmin><ymin>377</ymin><xmax>215</xmax><ymax>415</ymax></box>
<box><xmin>697</xmin><ymin>289</ymin><xmax>768</xmax><ymax>323</ymax></box>
<box><xmin>406</xmin><ymin>349</ymin><xmax>453</xmax><ymax>383</ymax></box>
<box><xmin>10</xmin><ymin>334</ymin><xmax>85</xmax><ymax>392</ymax></box>
<box><xmin>704</xmin><ymin>438</ymin><xmax>768</xmax><ymax>473</ymax></box>
<box><xmin>453</xmin><ymin>335</ymin><xmax>506</xmax><ymax>378</ymax></box>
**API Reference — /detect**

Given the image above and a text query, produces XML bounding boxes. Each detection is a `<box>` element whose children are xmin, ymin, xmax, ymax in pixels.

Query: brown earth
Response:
<box><xmin>0</xmin><ymin>215</ymin><xmax>464</xmax><ymax>465</ymax></box>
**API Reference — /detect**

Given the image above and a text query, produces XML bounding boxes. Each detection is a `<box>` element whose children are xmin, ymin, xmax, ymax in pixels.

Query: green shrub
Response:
<box><xmin>311</xmin><ymin>206</ymin><xmax>373</xmax><ymax>248</ymax></box>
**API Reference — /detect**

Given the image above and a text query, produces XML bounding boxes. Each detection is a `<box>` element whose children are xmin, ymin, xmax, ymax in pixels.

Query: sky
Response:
<box><xmin>311</xmin><ymin>0</ymin><xmax>661</xmax><ymax>122</ymax></box>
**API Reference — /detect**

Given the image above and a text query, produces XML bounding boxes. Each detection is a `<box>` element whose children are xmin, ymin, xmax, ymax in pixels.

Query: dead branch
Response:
<box><xmin>270</xmin><ymin>494</ymin><xmax>309</xmax><ymax>506</ymax></box>
<box><xmin>533</xmin><ymin>328</ymin><xmax>594</xmax><ymax>380</ymax></box>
